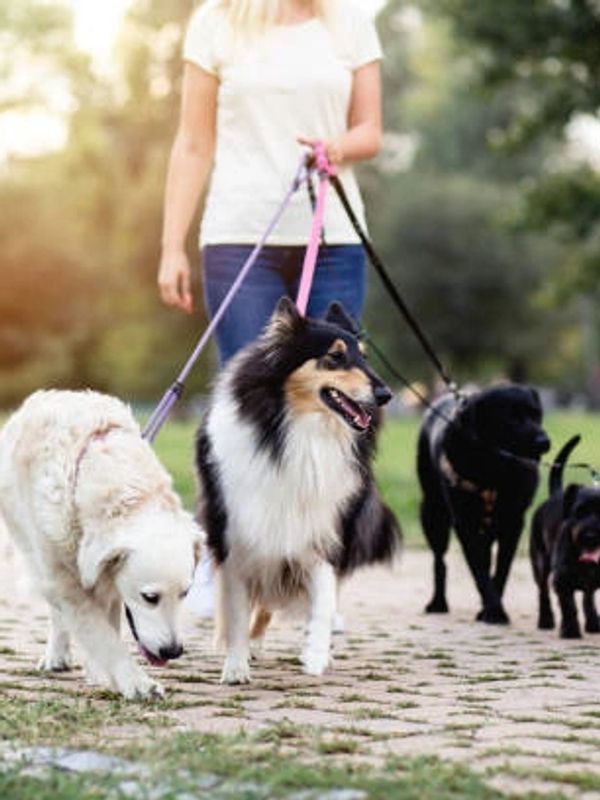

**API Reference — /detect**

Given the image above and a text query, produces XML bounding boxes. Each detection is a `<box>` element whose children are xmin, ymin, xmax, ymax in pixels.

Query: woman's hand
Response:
<box><xmin>297</xmin><ymin>137</ymin><xmax>344</xmax><ymax>167</ymax></box>
<box><xmin>158</xmin><ymin>250</ymin><xmax>194</xmax><ymax>314</ymax></box>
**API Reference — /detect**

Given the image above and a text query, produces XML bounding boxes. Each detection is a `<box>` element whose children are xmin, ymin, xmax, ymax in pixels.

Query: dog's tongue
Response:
<box><xmin>352</xmin><ymin>406</ymin><xmax>371</xmax><ymax>430</ymax></box>
<box><xmin>339</xmin><ymin>394</ymin><xmax>371</xmax><ymax>430</ymax></box>
<box><xmin>579</xmin><ymin>548</ymin><xmax>600</xmax><ymax>565</ymax></box>
<box><xmin>138</xmin><ymin>643</ymin><xmax>167</xmax><ymax>667</ymax></box>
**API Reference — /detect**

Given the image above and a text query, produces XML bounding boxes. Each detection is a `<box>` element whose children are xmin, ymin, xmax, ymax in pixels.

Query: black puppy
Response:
<box><xmin>530</xmin><ymin>435</ymin><xmax>600</xmax><ymax>638</ymax></box>
<box><xmin>417</xmin><ymin>383</ymin><xmax>550</xmax><ymax>623</ymax></box>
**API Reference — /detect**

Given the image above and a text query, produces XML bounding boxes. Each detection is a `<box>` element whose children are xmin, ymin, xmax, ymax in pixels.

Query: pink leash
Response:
<box><xmin>295</xmin><ymin>142</ymin><xmax>336</xmax><ymax>316</ymax></box>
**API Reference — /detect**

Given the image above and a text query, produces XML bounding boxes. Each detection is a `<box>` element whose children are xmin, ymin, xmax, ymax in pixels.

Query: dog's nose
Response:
<box><xmin>535</xmin><ymin>433</ymin><xmax>551</xmax><ymax>454</ymax></box>
<box><xmin>374</xmin><ymin>384</ymin><xmax>393</xmax><ymax>407</ymax></box>
<box><xmin>159</xmin><ymin>643</ymin><xmax>184</xmax><ymax>661</ymax></box>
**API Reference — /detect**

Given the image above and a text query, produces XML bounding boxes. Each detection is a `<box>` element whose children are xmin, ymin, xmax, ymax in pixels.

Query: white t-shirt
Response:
<box><xmin>183</xmin><ymin>0</ymin><xmax>382</xmax><ymax>246</ymax></box>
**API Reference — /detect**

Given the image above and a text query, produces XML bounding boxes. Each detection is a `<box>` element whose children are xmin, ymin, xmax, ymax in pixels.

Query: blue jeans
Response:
<box><xmin>202</xmin><ymin>244</ymin><xmax>366</xmax><ymax>364</ymax></box>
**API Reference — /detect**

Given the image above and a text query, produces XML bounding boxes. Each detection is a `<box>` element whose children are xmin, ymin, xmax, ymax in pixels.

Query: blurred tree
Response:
<box><xmin>0</xmin><ymin>0</ymin><xmax>213</xmax><ymax>407</ymax></box>
<box><xmin>428</xmin><ymin>0</ymin><xmax>600</xmax><ymax>402</ymax></box>
<box><xmin>365</xmin><ymin>174</ymin><xmax>570</xmax><ymax>387</ymax></box>
<box><xmin>364</xmin><ymin>1</ymin><xmax>572</xmax><ymax>392</ymax></box>
<box><xmin>0</xmin><ymin>0</ymin><xmax>75</xmax><ymax>112</ymax></box>
<box><xmin>0</xmin><ymin>0</ymin><xmax>100</xmax><ymax>404</ymax></box>
<box><xmin>65</xmin><ymin>0</ymin><xmax>213</xmax><ymax>403</ymax></box>
<box><xmin>0</xmin><ymin>169</ymin><xmax>99</xmax><ymax>404</ymax></box>
<box><xmin>0</xmin><ymin>0</ymin><xmax>594</xmax><ymax>407</ymax></box>
<box><xmin>430</xmin><ymin>0</ymin><xmax>600</xmax><ymax>143</ymax></box>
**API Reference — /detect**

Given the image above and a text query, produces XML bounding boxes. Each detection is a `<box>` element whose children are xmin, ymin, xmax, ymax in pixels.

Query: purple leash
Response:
<box><xmin>143</xmin><ymin>155</ymin><xmax>311</xmax><ymax>443</ymax></box>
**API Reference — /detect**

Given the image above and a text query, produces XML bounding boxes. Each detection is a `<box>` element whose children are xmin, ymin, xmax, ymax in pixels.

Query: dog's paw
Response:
<box><xmin>537</xmin><ymin>616</ymin><xmax>555</xmax><ymax>630</ymax></box>
<box><xmin>302</xmin><ymin>649</ymin><xmax>330</xmax><ymax>676</ymax></box>
<box><xmin>115</xmin><ymin>666</ymin><xmax>165</xmax><ymax>700</ymax></box>
<box><xmin>559</xmin><ymin>625</ymin><xmax>582</xmax><ymax>640</ymax></box>
<box><xmin>476</xmin><ymin>607</ymin><xmax>510</xmax><ymax>625</ymax></box>
<box><xmin>425</xmin><ymin>598</ymin><xmax>449</xmax><ymax>614</ymax></box>
<box><xmin>38</xmin><ymin>652</ymin><xmax>72</xmax><ymax>673</ymax></box>
<box><xmin>221</xmin><ymin>657</ymin><xmax>250</xmax><ymax>685</ymax></box>
<box><xmin>84</xmin><ymin>661</ymin><xmax>112</xmax><ymax>688</ymax></box>
<box><xmin>123</xmin><ymin>675</ymin><xmax>164</xmax><ymax>701</ymax></box>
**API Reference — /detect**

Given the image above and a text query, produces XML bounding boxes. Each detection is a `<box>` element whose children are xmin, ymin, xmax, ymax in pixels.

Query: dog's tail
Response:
<box><xmin>336</xmin><ymin>492</ymin><xmax>402</xmax><ymax>577</ymax></box>
<box><xmin>548</xmin><ymin>434</ymin><xmax>581</xmax><ymax>496</ymax></box>
<box><xmin>249</xmin><ymin>606</ymin><xmax>272</xmax><ymax>640</ymax></box>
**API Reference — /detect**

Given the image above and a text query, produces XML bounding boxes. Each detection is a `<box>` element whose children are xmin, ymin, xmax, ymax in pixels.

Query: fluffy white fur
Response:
<box><xmin>208</xmin><ymin>376</ymin><xmax>363</xmax><ymax>683</ymax></box>
<box><xmin>0</xmin><ymin>389</ymin><xmax>202</xmax><ymax>699</ymax></box>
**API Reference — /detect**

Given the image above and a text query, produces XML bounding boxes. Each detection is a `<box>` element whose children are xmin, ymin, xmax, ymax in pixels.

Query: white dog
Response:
<box><xmin>0</xmin><ymin>389</ymin><xmax>202</xmax><ymax>699</ymax></box>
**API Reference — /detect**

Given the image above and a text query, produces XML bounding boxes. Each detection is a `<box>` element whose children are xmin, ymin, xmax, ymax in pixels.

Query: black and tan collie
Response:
<box><xmin>195</xmin><ymin>297</ymin><xmax>400</xmax><ymax>683</ymax></box>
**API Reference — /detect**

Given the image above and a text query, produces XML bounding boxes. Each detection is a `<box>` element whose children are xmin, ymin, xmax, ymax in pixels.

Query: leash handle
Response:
<box><xmin>296</xmin><ymin>142</ymin><xmax>334</xmax><ymax>317</ymax></box>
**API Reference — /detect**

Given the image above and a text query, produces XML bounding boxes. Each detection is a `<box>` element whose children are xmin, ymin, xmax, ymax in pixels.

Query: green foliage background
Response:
<box><xmin>0</xmin><ymin>0</ymin><xmax>599</xmax><ymax>408</ymax></box>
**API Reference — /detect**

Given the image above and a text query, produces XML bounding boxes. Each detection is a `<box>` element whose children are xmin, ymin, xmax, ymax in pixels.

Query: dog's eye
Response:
<box><xmin>141</xmin><ymin>592</ymin><xmax>160</xmax><ymax>606</ymax></box>
<box><xmin>326</xmin><ymin>350</ymin><xmax>346</xmax><ymax>367</ymax></box>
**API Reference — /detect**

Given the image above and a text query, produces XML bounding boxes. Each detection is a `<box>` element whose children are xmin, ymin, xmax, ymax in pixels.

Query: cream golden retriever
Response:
<box><xmin>0</xmin><ymin>389</ymin><xmax>202</xmax><ymax>699</ymax></box>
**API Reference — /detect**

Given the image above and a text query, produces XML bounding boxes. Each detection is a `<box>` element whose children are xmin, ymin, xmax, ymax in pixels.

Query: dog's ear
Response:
<box><xmin>323</xmin><ymin>302</ymin><xmax>360</xmax><ymax>335</ymax></box>
<box><xmin>457</xmin><ymin>393</ymin><xmax>479</xmax><ymax>431</ymax></box>
<box><xmin>78</xmin><ymin>535</ymin><xmax>130</xmax><ymax>590</ymax></box>
<box><xmin>265</xmin><ymin>296</ymin><xmax>302</xmax><ymax>339</ymax></box>
<box><xmin>562</xmin><ymin>484</ymin><xmax>580</xmax><ymax>518</ymax></box>
<box><xmin>529</xmin><ymin>386</ymin><xmax>542</xmax><ymax>412</ymax></box>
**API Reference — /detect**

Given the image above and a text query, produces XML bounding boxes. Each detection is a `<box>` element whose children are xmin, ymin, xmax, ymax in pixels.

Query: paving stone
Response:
<box><xmin>4</xmin><ymin>535</ymin><xmax>600</xmax><ymax>798</ymax></box>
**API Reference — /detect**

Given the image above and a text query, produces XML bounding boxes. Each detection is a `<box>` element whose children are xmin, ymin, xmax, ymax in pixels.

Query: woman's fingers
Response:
<box><xmin>158</xmin><ymin>252</ymin><xmax>193</xmax><ymax>313</ymax></box>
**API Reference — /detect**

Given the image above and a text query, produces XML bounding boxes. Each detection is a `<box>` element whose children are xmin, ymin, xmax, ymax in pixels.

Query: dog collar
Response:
<box><xmin>68</xmin><ymin>424</ymin><xmax>125</xmax><ymax>545</ymax></box>
<box><xmin>73</xmin><ymin>425</ymin><xmax>124</xmax><ymax>487</ymax></box>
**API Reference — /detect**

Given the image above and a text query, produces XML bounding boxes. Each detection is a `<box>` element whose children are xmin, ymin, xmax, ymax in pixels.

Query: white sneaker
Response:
<box><xmin>185</xmin><ymin>551</ymin><xmax>215</xmax><ymax>619</ymax></box>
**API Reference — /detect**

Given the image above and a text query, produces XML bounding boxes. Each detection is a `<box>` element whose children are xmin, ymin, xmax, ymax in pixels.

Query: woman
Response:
<box><xmin>158</xmin><ymin>0</ymin><xmax>383</xmax><ymax>363</ymax></box>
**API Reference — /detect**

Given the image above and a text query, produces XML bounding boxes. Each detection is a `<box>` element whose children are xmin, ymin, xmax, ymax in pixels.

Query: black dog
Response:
<box><xmin>530</xmin><ymin>435</ymin><xmax>600</xmax><ymax>638</ymax></box>
<box><xmin>417</xmin><ymin>383</ymin><xmax>550</xmax><ymax>624</ymax></box>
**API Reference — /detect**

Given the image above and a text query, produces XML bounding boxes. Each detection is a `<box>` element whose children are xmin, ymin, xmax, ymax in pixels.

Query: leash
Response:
<box><xmin>365</xmin><ymin>331</ymin><xmax>600</xmax><ymax>485</ymax></box>
<box><xmin>330</xmin><ymin>173</ymin><xmax>459</xmax><ymax>399</ymax></box>
<box><xmin>143</xmin><ymin>154</ymin><xmax>312</xmax><ymax>443</ymax></box>
<box><xmin>328</xmin><ymin>178</ymin><xmax>599</xmax><ymax>485</ymax></box>
<box><xmin>295</xmin><ymin>142</ymin><xmax>336</xmax><ymax>316</ymax></box>
<box><xmin>144</xmin><ymin>144</ymin><xmax>335</xmax><ymax>442</ymax></box>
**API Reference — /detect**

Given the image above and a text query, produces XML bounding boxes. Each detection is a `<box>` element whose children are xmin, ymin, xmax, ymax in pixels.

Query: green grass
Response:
<box><xmin>0</xmin><ymin>693</ymin><xmax>173</xmax><ymax>746</ymax></box>
<box><xmin>0</xmin><ymin>407</ymin><xmax>597</xmax><ymax>799</ymax></box>
<box><xmin>153</xmin><ymin>409</ymin><xmax>599</xmax><ymax>548</ymax></box>
<box><xmin>0</xmin><ymin>726</ymin><xmax>552</xmax><ymax>800</ymax></box>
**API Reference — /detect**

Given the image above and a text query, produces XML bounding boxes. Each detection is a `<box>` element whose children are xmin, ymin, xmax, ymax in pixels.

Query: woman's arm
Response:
<box><xmin>299</xmin><ymin>60</ymin><xmax>382</xmax><ymax>167</ymax></box>
<box><xmin>335</xmin><ymin>60</ymin><xmax>382</xmax><ymax>164</ymax></box>
<box><xmin>158</xmin><ymin>63</ymin><xmax>218</xmax><ymax>313</ymax></box>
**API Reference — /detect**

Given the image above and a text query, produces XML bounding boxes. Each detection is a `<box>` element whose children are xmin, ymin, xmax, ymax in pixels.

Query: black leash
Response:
<box><xmin>333</xmin><ymin>174</ymin><xmax>599</xmax><ymax>485</ymax></box>
<box><xmin>363</xmin><ymin>330</ymin><xmax>600</xmax><ymax>486</ymax></box>
<box><xmin>328</xmin><ymin>170</ymin><xmax>599</xmax><ymax>484</ymax></box>
<box><xmin>331</xmin><ymin>173</ymin><xmax>458</xmax><ymax>398</ymax></box>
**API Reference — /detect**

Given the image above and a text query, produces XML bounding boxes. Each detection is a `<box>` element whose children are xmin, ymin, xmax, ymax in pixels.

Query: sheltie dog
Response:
<box><xmin>195</xmin><ymin>297</ymin><xmax>400</xmax><ymax>683</ymax></box>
